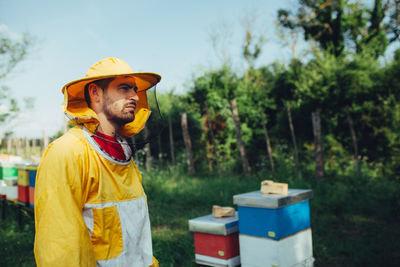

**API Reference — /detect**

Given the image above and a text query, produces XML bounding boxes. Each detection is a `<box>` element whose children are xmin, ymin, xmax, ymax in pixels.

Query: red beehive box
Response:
<box><xmin>188</xmin><ymin>213</ymin><xmax>240</xmax><ymax>267</ymax></box>
<box><xmin>18</xmin><ymin>185</ymin><xmax>29</xmax><ymax>204</ymax></box>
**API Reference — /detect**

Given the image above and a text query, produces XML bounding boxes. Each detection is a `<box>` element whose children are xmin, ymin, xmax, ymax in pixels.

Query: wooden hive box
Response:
<box><xmin>27</xmin><ymin>165</ymin><xmax>37</xmax><ymax>188</ymax></box>
<box><xmin>27</xmin><ymin>164</ymin><xmax>37</xmax><ymax>208</ymax></box>
<box><xmin>18</xmin><ymin>185</ymin><xmax>29</xmax><ymax>204</ymax></box>
<box><xmin>233</xmin><ymin>189</ymin><xmax>314</xmax><ymax>267</ymax></box>
<box><xmin>239</xmin><ymin>229</ymin><xmax>314</xmax><ymax>267</ymax></box>
<box><xmin>0</xmin><ymin>185</ymin><xmax>18</xmax><ymax>201</ymax></box>
<box><xmin>188</xmin><ymin>213</ymin><xmax>240</xmax><ymax>267</ymax></box>
<box><xmin>0</xmin><ymin>162</ymin><xmax>18</xmax><ymax>180</ymax></box>
<box><xmin>16</xmin><ymin>163</ymin><xmax>29</xmax><ymax>187</ymax></box>
<box><xmin>233</xmin><ymin>189</ymin><xmax>312</xmax><ymax>240</ymax></box>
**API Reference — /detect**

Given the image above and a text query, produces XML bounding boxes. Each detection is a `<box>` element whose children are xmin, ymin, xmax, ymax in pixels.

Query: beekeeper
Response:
<box><xmin>34</xmin><ymin>58</ymin><xmax>161</xmax><ymax>267</ymax></box>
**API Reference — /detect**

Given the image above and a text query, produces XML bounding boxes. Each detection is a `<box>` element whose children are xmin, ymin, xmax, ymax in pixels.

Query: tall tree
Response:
<box><xmin>0</xmin><ymin>31</ymin><xmax>32</xmax><ymax>126</ymax></box>
<box><xmin>278</xmin><ymin>0</ymin><xmax>399</xmax><ymax>57</ymax></box>
<box><xmin>181</xmin><ymin>112</ymin><xmax>195</xmax><ymax>174</ymax></box>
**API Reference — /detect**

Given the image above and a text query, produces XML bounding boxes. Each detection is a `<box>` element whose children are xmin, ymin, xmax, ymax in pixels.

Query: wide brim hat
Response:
<box><xmin>61</xmin><ymin>57</ymin><xmax>161</xmax><ymax>137</ymax></box>
<box><xmin>62</xmin><ymin>57</ymin><xmax>161</xmax><ymax>99</ymax></box>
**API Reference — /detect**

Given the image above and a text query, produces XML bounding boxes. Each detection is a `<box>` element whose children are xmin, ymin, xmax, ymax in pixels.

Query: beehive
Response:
<box><xmin>233</xmin><ymin>189</ymin><xmax>314</xmax><ymax>267</ymax></box>
<box><xmin>188</xmin><ymin>213</ymin><xmax>240</xmax><ymax>267</ymax></box>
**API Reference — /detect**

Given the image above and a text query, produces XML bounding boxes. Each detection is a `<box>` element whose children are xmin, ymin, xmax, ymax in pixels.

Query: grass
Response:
<box><xmin>0</xmin><ymin>167</ymin><xmax>399</xmax><ymax>266</ymax></box>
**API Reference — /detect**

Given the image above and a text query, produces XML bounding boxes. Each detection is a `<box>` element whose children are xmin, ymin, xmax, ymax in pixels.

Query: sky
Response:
<box><xmin>0</xmin><ymin>0</ymin><xmax>398</xmax><ymax>138</ymax></box>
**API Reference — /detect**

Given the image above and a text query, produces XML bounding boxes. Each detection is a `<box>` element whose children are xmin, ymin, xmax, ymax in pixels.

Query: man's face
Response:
<box><xmin>101</xmin><ymin>76</ymin><xmax>139</xmax><ymax>126</ymax></box>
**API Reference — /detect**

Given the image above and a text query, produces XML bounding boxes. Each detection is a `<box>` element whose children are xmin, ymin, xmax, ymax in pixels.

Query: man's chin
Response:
<box><xmin>114</xmin><ymin>116</ymin><xmax>135</xmax><ymax>126</ymax></box>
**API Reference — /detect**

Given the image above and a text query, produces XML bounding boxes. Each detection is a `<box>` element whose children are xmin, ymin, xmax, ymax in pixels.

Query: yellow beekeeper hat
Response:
<box><xmin>62</xmin><ymin>57</ymin><xmax>161</xmax><ymax>98</ymax></box>
<box><xmin>61</xmin><ymin>58</ymin><xmax>161</xmax><ymax>137</ymax></box>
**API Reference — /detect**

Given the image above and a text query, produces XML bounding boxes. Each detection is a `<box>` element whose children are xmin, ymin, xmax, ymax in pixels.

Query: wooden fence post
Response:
<box><xmin>181</xmin><ymin>112</ymin><xmax>195</xmax><ymax>174</ymax></box>
<box><xmin>144</xmin><ymin>126</ymin><xmax>151</xmax><ymax>171</ymax></box>
<box><xmin>312</xmin><ymin>111</ymin><xmax>324</xmax><ymax>180</ymax></box>
<box><xmin>229</xmin><ymin>98</ymin><xmax>250</xmax><ymax>178</ymax></box>
<box><xmin>7</xmin><ymin>138</ymin><xmax>11</xmax><ymax>155</ymax></box>
<box><xmin>25</xmin><ymin>137</ymin><xmax>30</xmax><ymax>160</ymax></box>
<box><xmin>15</xmin><ymin>137</ymin><xmax>21</xmax><ymax>156</ymax></box>
<box><xmin>287</xmin><ymin>102</ymin><xmax>300</xmax><ymax>179</ymax></box>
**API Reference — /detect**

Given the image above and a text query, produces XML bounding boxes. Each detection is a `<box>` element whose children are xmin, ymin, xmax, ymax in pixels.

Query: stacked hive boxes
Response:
<box><xmin>188</xmin><ymin>213</ymin><xmax>240</xmax><ymax>267</ymax></box>
<box><xmin>0</xmin><ymin>162</ymin><xmax>18</xmax><ymax>201</ymax></box>
<box><xmin>28</xmin><ymin>165</ymin><xmax>37</xmax><ymax>208</ymax></box>
<box><xmin>233</xmin><ymin>189</ymin><xmax>314</xmax><ymax>267</ymax></box>
<box><xmin>17</xmin><ymin>163</ymin><xmax>30</xmax><ymax>205</ymax></box>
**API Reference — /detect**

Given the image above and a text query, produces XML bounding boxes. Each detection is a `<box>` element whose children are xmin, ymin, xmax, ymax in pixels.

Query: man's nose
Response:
<box><xmin>129</xmin><ymin>90</ymin><xmax>139</xmax><ymax>101</ymax></box>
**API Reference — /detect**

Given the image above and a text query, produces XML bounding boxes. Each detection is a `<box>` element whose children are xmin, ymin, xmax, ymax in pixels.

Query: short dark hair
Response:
<box><xmin>84</xmin><ymin>77</ymin><xmax>114</xmax><ymax>107</ymax></box>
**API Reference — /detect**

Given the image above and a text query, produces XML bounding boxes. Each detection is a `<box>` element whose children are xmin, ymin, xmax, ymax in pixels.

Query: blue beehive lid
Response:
<box><xmin>233</xmin><ymin>189</ymin><xmax>312</xmax><ymax>209</ymax></box>
<box><xmin>188</xmin><ymin>213</ymin><xmax>239</xmax><ymax>235</ymax></box>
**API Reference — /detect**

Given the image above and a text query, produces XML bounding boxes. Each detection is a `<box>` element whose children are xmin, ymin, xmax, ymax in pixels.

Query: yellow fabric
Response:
<box><xmin>34</xmin><ymin>127</ymin><xmax>157</xmax><ymax>266</ymax></box>
<box><xmin>151</xmin><ymin>257</ymin><xmax>159</xmax><ymax>267</ymax></box>
<box><xmin>91</xmin><ymin>206</ymin><xmax>124</xmax><ymax>260</ymax></box>
<box><xmin>62</xmin><ymin>58</ymin><xmax>161</xmax><ymax>97</ymax></box>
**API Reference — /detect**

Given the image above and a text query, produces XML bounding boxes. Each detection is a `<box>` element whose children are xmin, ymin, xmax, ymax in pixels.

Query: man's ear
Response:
<box><xmin>88</xmin><ymin>83</ymin><xmax>102</xmax><ymax>104</ymax></box>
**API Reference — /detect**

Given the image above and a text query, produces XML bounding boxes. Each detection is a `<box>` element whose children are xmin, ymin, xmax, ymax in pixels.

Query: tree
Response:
<box><xmin>181</xmin><ymin>112</ymin><xmax>195</xmax><ymax>174</ymax></box>
<box><xmin>278</xmin><ymin>0</ymin><xmax>399</xmax><ymax>58</ymax></box>
<box><xmin>0</xmin><ymin>30</ymin><xmax>33</xmax><ymax>127</ymax></box>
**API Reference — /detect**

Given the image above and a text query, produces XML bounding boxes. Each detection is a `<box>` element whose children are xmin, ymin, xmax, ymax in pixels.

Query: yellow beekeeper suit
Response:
<box><xmin>34</xmin><ymin>58</ymin><xmax>160</xmax><ymax>267</ymax></box>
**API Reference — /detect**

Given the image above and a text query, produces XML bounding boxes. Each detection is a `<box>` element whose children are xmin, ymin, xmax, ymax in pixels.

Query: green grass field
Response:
<box><xmin>1</xmin><ymin>168</ymin><xmax>399</xmax><ymax>266</ymax></box>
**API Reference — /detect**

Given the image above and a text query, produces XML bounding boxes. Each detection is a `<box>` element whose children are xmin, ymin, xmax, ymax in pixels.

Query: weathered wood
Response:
<box><xmin>260</xmin><ymin>180</ymin><xmax>288</xmax><ymax>195</ymax></box>
<box><xmin>312</xmin><ymin>111</ymin><xmax>324</xmax><ymax>180</ymax></box>
<box><xmin>262</xmin><ymin>121</ymin><xmax>275</xmax><ymax>176</ymax></box>
<box><xmin>181</xmin><ymin>112</ymin><xmax>195</xmax><ymax>174</ymax></box>
<box><xmin>15</xmin><ymin>137</ymin><xmax>21</xmax><ymax>156</ymax></box>
<box><xmin>32</xmin><ymin>139</ymin><xmax>37</xmax><ymax>157</ymax></box>
<box><xmin>212</xmin><ymin>205</ymin><xmax>235</xmax><ymax>218</ymax></box>
<box><xmin>168</xmin><ymin>113</ymin><xmax>176</xmax><ymax>165</ymax></box>
<box><xmin>205</xmin><ymin>102</ymin><xmax>221</xmax><ymax>176</ymax></box>
<box><xmin>157</xmin><ymin>124</ymin><xmax>162</xmax><ymax>166</ymax></box>
<box><xmin>24</xmin><ymin>137</ymin><xmax>30</xmax><ymax>159</ymax></box>
<box><xmin>346</xmin><ymin>106</ymin><xmax>360</xmax><ymax>175</ymax></box>
<box><xmin>287</xmin><ymin>102</ymin><xmax>300</xmax><ymax>179</ymax></box>
<box><xmin>6</xmin><ymin>138</ymin><xmax>11</xmax><ymax>155</ymax></box>
<box><xmin>229</xmin><ymin>98</ymin><xmax>250</xmax><ymax>178</ymax></box>
<box><xmin>144</xmin><ymin>126</ymin><xmax>151</xmax><ymax>171</ymax></box>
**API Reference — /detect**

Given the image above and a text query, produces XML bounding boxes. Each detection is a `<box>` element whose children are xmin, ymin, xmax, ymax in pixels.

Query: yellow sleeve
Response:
<box><xmin>150</xmin><ymin>257</ymin><xmax>159</xmax><ymax>267</ymax></box>
<box><xmin>34</xmin><ymin>141</ymin><xmax>96</xmax><ymax>267</ymax></box>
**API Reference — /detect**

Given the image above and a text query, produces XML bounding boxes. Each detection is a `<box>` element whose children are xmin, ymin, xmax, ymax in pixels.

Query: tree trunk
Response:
<box><xmin>6</xmin><ymin>138</ymin><xmax>11</xmax><ymax>155</ymax></box>
<box><xmin>144</xmin><ymin>126</ymin><xmax>151</xmax><ymax>171</ymax></box>
<box><xmin>15</xmin><ymin>137</ymin><xmax>21</xmax><ymax>156</ymax></box>
<box><xmin>312</xmin><ymin>111</ymin><xmax>324</xmax><ymax>180</ymax></box>
<box><xmin>205</xmin><ymin>102</ymin><xmax>221</xmax><ymax>176</ymax></box>
<box><xmin>181</xmin><ymin>112</ymin><xmax>195</xmax><ymax>174</ymax></box>
<box><xmin>229</xmin><ymin>98</ymin><xmax>250</xmax><ymax>178</ymax></box>
<box><xmin>32</xmin><ymin>139</ymin><xmax>37</xmax><ymax>157</ymax></box>
<box><xmin>168</xmin><ymin>113</ymin><xmax>176</xmax><ymax>165</ymax></box>
<box><xmin>262</xmin><ymin>120</ymin><xmax>275</xmax><ymax>176</ymax></box>
<box><xmin>346</xmin><ymin>106</ymin><xmax>360</xmax><ymax>175</ymax></box>
<box><xmin>24</xmin><ymin>137</ymin><xmax>30</xmax><ymax>160</ymax></box>
<box><xmin>286</xmin><ymin>102</ymin><xmax>300</xmax><ymax>178</ymax></box>
<box><xmin>157</xmin><ymin>124</ymin><xmax>162</xmax><ymax>167</ymax></box>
